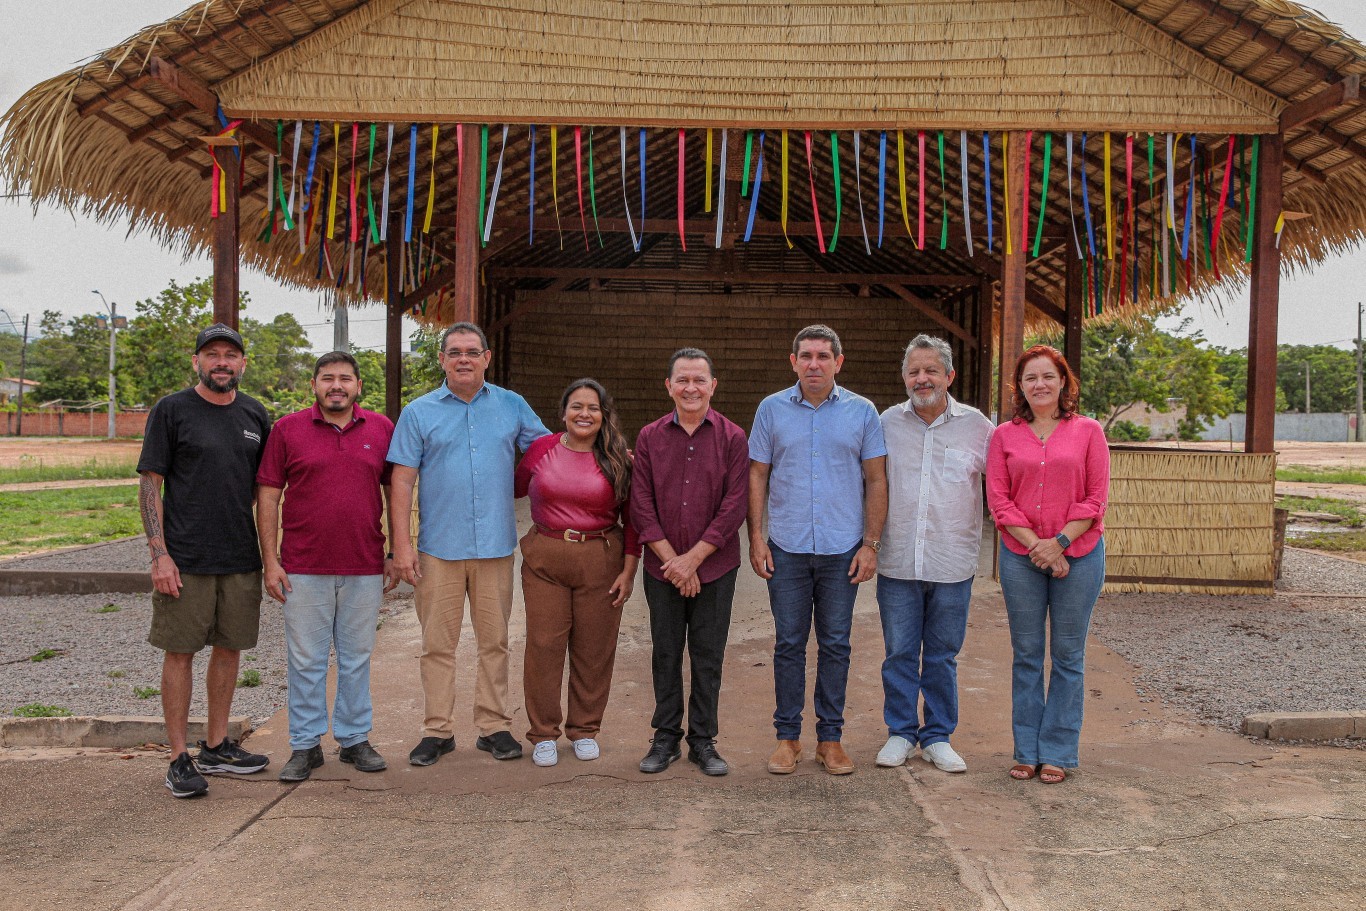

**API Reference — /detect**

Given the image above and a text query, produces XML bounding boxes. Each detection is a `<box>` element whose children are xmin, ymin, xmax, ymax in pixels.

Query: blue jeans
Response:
<box><xmin>767</xmin><ymin>541</ymin><xmax>862</xmax><ymax>741</ymax></box>
<box><xmin>876</xmin><ymin>575</ymin><xmax>974</xmax><ymax>747</ymax></box>
<box><xmin>998</xmin><ymin>539</ymin><xmax>1106</xmax><ymax>768</ymax></box>
<box><xmin>283</xmin><ymin>574</ymin><xmax>383</xmax><ymax>750</ymax></box>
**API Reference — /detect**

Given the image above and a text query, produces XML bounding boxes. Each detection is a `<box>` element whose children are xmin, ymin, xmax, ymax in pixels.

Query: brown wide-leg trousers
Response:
<box><xmin>519</xmin><ymin>527</ymin><xmax>626</xmax><ymax>743</ymax></box>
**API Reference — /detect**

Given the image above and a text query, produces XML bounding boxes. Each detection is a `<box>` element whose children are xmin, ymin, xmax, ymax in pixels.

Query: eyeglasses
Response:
<box><xmin>443</xmin><ymin>348</ymin><xmax>486</xmax><ymax>359</ymax></box>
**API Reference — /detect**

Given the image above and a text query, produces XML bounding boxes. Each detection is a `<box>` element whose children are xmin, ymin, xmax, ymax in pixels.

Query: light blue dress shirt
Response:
<box><xmin>749</xmin><ymin>381</ymin><xmax>887</xmax><ymax>555</ymax></box>
<box><xmin>386</xmin><ymin>382</ymin><xmax>548</xmax><ymax>560</ymax></box>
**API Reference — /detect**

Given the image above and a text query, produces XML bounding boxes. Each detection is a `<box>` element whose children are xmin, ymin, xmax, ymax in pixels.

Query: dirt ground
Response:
<box><xmin>0</xmin><ymin>437</ymin><xmax>142</xmax><ymax>467</ymax></box>
<box><xmin>1137</xmin><ymin>438</ymin><xmax>1366</xmax><ymax>468</ymax></box>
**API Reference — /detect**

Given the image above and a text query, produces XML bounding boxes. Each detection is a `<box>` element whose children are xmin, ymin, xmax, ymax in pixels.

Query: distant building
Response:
<box><xmin>0</xmin><ymin>378</ymin><xmax>40</xmax><ymax>405</ymax></box>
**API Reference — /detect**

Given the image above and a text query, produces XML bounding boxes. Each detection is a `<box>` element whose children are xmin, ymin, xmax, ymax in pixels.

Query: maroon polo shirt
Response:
<box><xmin>630</xmin><ymin>408</ymin><xmax>749</xmax><ymax>584</ymax></box>
<box><xmin>256</xmin><ymin>402</ymin><xmax>394</xmax><ymax>575</ymax></box>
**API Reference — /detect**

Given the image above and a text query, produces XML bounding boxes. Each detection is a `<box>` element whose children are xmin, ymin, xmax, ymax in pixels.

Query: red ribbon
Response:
<box><xmin>1210</xmin><ymin>137</ymin><xmax>1235</xmax><ymax>281</ymax></box>
<box><xmin>1022</xmin><ymin>131</ymin><xmax>1034</xmax><ymax>252</ymax></box>
<box><xmin>1122</xmin><ymin>134</ymin><xmax>1133</xmax><ymax>303</ymax></box>
<box><xmin>804</xmin><ymin>131</ymin><xmax>826</xmax><ymax>253</ymax></box>
<box><xmin>350</xmin><ymin>123</ymin><xmax>360</xmax><ymax>244</ymax></box>
<box><xmin>677</xmin><ymin>129</ymin><xmax>687</xmax><ymax>252</ymax></box>
<box><xmin>917</xmin><ymin>131</ymin><xmax>926</xmax><ymax>250</ymax></box>
<box><xmin>575</xmin><ymin>127</ymin><xmax>590</xmax><ymax>252</ymax></box>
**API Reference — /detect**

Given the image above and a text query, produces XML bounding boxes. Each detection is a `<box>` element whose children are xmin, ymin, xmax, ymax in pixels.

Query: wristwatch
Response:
<box><xmin>864</xmin><ymin>539</ymin><xmax>882</xmax><ymax>553</ymax></box>
<box><xmin>1054</xmin><ymin>532</ymin><xmax>1071</xmax><ymax>549</ymax></box>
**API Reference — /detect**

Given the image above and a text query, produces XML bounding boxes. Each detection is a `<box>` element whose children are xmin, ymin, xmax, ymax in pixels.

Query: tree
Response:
<box><xmin>1276</xmin><ymin>344</ymin><xmax>1358</xmax><ymax>413</ymax></box>
<box><xmin>27</xmin><ymin>310</ymin><xmax>108</xmax><ymax>404</ymax></box>
<box><xmin>238</xmin><ymin>312</ymin><xmax>314</xmax><ymax>417</ymax></box>
<box><xmin>117</xmin><ymin>279</ymin><xmax>214</xmax><ymax>407</ymax></box>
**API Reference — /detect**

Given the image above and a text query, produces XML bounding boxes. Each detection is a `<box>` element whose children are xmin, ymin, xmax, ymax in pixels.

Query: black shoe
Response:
<box><xmin>339</xmin><ymin>740</ymin><xmax>387</xmax><ymax>772</ymax></box>
<box><xmin>278</xmin><ymin>746</ymin><xmax>324</xmax><ymax>782</ymax></box>
<box><xmin>638</xmin><ymin>736</ymin><xmax>682</xmax><ymax>774</ymax></box>
<box><xmin>196</xmin><ymin>737</ymin><xmax>269</xmax><ymax>775</ymax></box>
<box><xmin>475</xmin><ymin>731</ymin><xmax>524</xmax><ymax>760</ymax></box>
<box><xmin>408</xmin><ymin>736</ymin><xmax>455</xmax><ymax>766</ymax></box>
<box><xmin>164</xmin><ymin>751</ymin><xmax>209</xmax><ymax>798</ymax></box>
<box><xmin>689</xmin><ymin>741</ymin><xmax>730</xmax><ymax>777</ymax></box>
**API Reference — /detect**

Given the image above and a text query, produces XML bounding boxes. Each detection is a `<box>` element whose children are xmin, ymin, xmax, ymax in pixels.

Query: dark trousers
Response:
<box><xmin>644</xmin><ymin>567</ymin><xmax>738</xmax><ymax>748</ymax></box>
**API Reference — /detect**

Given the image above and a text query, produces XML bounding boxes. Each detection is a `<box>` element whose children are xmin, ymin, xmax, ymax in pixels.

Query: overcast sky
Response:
<box><xmin>2</xmin><ymin>0</ymin><xmax>1365</xmax><ymax>353</ymax></box>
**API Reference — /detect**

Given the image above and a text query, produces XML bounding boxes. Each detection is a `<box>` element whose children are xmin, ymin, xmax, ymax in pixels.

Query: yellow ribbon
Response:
<box><xmin>1003</xmin><ymin>133</ymin><xmax>1012</xmax><ymax>255</ymax></box>
<box><xmin>897</xmin><ymin>131</ymin><xmax>914</xmax><ymax>242</ymax></box>
<box><xmin>705</xmin><ymin>128</ymin><xmax>713</xmax><ymax>213</ymax></box>
<box><xmin>423</xmin><ymin>125</ymin><xmax>438</xmax><ymax>234</ymax></box>
<box><xmin>327</xmin><ymin>122</ymin><xmax>340</xmax><ymax>240</ymax></box>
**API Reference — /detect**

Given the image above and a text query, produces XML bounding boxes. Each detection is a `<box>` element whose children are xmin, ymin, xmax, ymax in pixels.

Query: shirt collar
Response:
<box><xmin>899</xmin><ymin>393</ymin><xmax>964</xmax><ymax>427</ymax></box>
<box><xmin>309</xmin><ymin>401</ymin><xmax>365</xmax><ymax>426</ymax></box>
<box><xmin>436</xmin><ymin>382</ymin><xmax>489</xmax><ymax>402</ymax></box>
<box><xmin>787</xmin><ymin>380</ymin><xmax>842</xmax><ymax>406</ymax></box>
<box><xmin>670</xmin><ymin>408</ymin><xmax>715</xmax><ymax>428</ymax></box>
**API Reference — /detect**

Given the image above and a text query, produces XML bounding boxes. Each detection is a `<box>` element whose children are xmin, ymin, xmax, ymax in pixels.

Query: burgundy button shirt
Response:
<box><xmin>630</xmin><ymin>408</ymin><xmax>749</xmax><ymax>584</ymax></box>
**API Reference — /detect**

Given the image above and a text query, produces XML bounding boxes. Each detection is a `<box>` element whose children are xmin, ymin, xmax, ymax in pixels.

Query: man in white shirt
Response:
<box><xmin>875</xmin><ymin>335</ymin><xmax>993</xmax><ymax>773</ymax></box>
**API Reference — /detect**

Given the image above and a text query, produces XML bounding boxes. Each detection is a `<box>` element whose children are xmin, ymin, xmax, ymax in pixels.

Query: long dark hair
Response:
<box><xmin>560</xmin><ymin>378</ymin><xmax>632</xmax><ymax>503</ymax></box>
<box><xmin>1010</xmin><ymin>345</ymin><xmax>1079</xmax><ymax>423</ymax></box>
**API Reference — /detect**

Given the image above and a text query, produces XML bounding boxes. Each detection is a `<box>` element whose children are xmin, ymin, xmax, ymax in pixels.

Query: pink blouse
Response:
<box><xmin>986</xmin><ymin>414</ymin><xmax>1109</xmax><ymax>557</ymax></box>
<box><xmin>515</xmin><ymin>434</ymin><xmax>641</xmax><ymax>555</ymax></box>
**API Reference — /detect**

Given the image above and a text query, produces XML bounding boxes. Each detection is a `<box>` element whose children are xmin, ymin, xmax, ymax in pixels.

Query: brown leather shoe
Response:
<box><xmin>815</xmin><ymin>741</ymin><xmax>854</xmax><ymax>775</ymax></box>
<box><xmin>767</xmin><ymin>739</ymin><xmax>803</xmax><ymax>774</ymax></box>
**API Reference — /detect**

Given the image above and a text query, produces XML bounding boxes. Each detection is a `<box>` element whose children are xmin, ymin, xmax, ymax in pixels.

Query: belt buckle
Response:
<box><xmin>563</xmin><ymin>529</ymin><xmax>586</xmax><ymax>543</ymax></box>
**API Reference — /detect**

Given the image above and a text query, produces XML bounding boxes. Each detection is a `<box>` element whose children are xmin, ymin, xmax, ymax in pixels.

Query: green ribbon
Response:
<box><xmin>367</xmin><ymin>124</ymin><xmax>379</xmax><ymax>245</ymax></box>
<box><xmin>829</xmin><ymin>132</ymin><xmax>841</xmax><ymax>252</ymax></box>
<box><xmin>937</xmin><ymin>131</ymin><xmax>948</xmax><ymax>250</ymax></box>
<box><xmin>1031</xmin><ymin>133</ymin><xmax>1053</xmax><ymax>258</ymax></box>
<box><xmin>588</xmin><ymin>128</ymin><xmax>603</xmax><ymax>248</ymax></box>
<box><xmin>741</xmin><ymin>131</ymin><xmax>753</xmax><ymax>197</ymax></box>
<box><xmin>1244</xmin><ymin>136</ymin><xmax>1259</xmax><ymax>263</ymax></box>
<box><xmin>479</xmin><ymin>125</ymin><xmax>489</xmax><ymax>249</ymax></box>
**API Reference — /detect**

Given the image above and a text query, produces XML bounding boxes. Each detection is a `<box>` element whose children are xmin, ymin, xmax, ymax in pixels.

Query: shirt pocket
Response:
<box><xmin>943</xmin><ymin>448</ymin><xmax>978</xmax><ymax>485</ymax></box>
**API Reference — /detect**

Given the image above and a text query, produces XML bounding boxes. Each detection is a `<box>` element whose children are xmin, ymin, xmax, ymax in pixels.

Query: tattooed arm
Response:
<box><xmin>139</xmin><ymin>471</ymin><xmax>182</xmax><ymax>598</ymax></box>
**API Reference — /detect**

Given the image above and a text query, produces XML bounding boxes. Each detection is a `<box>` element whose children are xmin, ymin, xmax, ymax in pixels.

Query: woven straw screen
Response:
<box><xmin>221</xmin><ymin>0</ymin><xmax>1279</xmax><ymax>132</ymax></box>
<box><xmin>1102</xmin><ymin>448</ymin><xmax>1276</xmax><ymax>595</ymax></box>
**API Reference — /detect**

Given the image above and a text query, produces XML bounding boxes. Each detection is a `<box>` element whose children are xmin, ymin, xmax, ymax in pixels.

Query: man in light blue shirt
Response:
<box><xmin>388</xmin><ymin>322</ymin><xmax>548</xmax><ymax>767</ymax></box>
<box><xmin>748</xmin><ymin>325</ymin><xmax>888</xmax><ymax>776</ymax></box>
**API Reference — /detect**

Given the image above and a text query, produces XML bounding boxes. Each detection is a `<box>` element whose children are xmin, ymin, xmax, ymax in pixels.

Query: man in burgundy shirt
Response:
<box><xmin>630</xmin><ymin>348</ymin><xmax>749</xmax><ymax>776</ymax></box>
<box><xmin>255</xmin><ymin>351</ymin><xmax>398</xmax><ymax>782</ymax></box>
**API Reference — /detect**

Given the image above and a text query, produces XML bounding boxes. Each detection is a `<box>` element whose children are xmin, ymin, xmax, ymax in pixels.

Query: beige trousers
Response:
<box><xmin>414</xmin><ymin>552</ymin><xmax>515</xmax><ymax>738</ymax></box>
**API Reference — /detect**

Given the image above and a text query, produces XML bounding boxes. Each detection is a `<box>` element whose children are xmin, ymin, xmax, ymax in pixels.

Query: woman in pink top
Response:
<box><xmin>986</xmin><ymin>346</ymin><xmax>1109</xmax><ymax>785</ymax></box>
<box><xmin>515</xmin><ymin>378</ymin><xmax>640</xmax><ymax>768</ymax></box>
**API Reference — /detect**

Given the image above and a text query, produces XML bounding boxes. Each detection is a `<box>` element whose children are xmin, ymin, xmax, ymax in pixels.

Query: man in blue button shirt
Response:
<box><xmin>748</xmin><ymin>324</ymin><xmax>888</xmax><ymax>776</ymax></box>
<box><xmin>387</xmin><ymin>322</ymin><xmax>548</xmax><ymax>766</ymax></box>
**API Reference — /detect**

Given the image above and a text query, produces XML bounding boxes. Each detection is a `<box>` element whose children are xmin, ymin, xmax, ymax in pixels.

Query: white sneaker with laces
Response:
<box><xmin>875</xmin><ymin>735</ymin><xmax>915</xmax><ymax>768</ymax></box>
<box><xmin>921</xmin><ymin>741</ymin><xmax>968</xmax><ymax>773</ymax></box>
<box><xmin>532</xmin><ymin>740</ymin><xmax>559</xmax><ymax>767</ymax></box>
<box><xmin>572</xmin><ymin>738</ymin><xmax>600</xmax><ymax>761</ymax></box>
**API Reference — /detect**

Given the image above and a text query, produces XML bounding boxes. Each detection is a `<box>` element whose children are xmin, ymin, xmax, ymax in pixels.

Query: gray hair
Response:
<box><xmin>792</xmin><ymin>324</ymin><xmax>842</xmax><ymax>358</ymax></box>
<box><xmin>440</xmin><ymin>322</ymin><xmax>489</xmax><ymax>353</ymax></box>
<box><xmin>902</xmin><ymin>334</ymin><xmax>954</xmax><ymax>374</ymax></box>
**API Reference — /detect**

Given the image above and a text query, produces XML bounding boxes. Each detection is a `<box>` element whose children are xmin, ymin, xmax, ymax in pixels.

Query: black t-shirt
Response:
<box><xmin>137</xmin><ymin>387</ymin><xmax>272</xmax><ymax>574</ymax></box>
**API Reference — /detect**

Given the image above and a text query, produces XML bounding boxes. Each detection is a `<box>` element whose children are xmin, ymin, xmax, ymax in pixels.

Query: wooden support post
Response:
<box><xmin>1245</xmin><ymin>134</ymin><xmax>1285</xmax><ymax>454</ymax></box>
<box><xmin>1065</xmin><ymin>248</ymin><xmax>1085</xmax><ymax>375</ymax></box>
<box><xmin>976</xmin><ymin>275</ymin><xmax>994</xmax><ymax>414</ymax></box>
<box><xmin>451</xmin><ymin>123</ymin><xmax>482</xmax><ymax>326</ymax></box>
<box><xmin>997</xmin><ymin>132</ymin><xmax>1028</xmax><ymax>424</ymax></box>
<box><xmin>385</xmin><ymin>229</ymin><xmax>404</xmax><ymax>421</ymax></box>
<box><xmin>212</xmin><ymin>155</ymin><xmax>240</xmax><ymax>329</ymax></box>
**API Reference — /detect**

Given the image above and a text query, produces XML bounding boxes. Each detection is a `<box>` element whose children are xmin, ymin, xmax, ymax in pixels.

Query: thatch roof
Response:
<box><xmin>3</xmin><ymin>0</ymin><xmax>1366</xmax><ymax>330</ymax></box>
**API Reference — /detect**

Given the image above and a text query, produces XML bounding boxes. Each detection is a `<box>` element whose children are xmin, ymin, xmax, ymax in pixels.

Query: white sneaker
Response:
<box><xmin>532</xmin><ymin>740</ymin><xmax>559</xmax><ymax>767</ymax></box>
<box><xmin>572</xmin><ymin>738</ymin><xmax>600</xmax><ymax>761</ymax></box>
<box><xmin>921</xmin><ymin>741</ymin><xmax>968</xmax><ymax>773</ymax></box>
<box><xmin>876</xmin><ymin>735</ymin><xmax>915</xmax><ymax>768</ymax></box>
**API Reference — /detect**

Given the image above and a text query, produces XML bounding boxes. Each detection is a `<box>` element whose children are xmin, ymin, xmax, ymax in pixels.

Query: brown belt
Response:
<box><xmin>533</xmin><ymin>524</ymin><xmax>616</xmax><ymax>543</ymax></box>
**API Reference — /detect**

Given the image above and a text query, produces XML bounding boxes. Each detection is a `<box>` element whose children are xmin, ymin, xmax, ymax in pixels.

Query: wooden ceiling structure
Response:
<box><xmin>5</xmin><ymin>0</ymin><xmax>1366</xmax><ymax>448</ymax></box>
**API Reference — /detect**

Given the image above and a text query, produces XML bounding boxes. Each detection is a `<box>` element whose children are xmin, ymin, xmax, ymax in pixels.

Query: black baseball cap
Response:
<box><xmin>195</xmin><ymin>323</ymin><xmax>244</xmax><ymax>354</ymax></box>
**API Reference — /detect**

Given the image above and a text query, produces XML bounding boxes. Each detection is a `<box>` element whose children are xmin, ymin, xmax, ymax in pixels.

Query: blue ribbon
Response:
<box><xmin>404</xmin><ymin>124</ymin><xmax>418</xmax><ymax>243</ymax></box>
<box><xmin>1180</xmin><ymin>134</ymin><xmax>1196</xmax><ymax>261</ymax></box>
<box><xmin>639</xmin><ymin>128</ymin><xmax>647</xmax><ymax>243</ymax></box>
<box><xmin>529</xmin><ymin>126</ymin><xmax>536</xmax><ymax>245</ymax></box>
<box><xmin>877</xmin><ymin>131</ymin><xmax>887</xmax><ymax>248</ymax></box>
<box><xmin>302</xmin><ymin>121</ymin><xmax>321</xmax><ymax>210</ymax></box>
<box><xmin>743</xmin><ymin>131</ymin><xmax>767</xmax><ymax>242</ymax></box>
<box><xmin>1081</xmin><ymin>133</ymin><xmax>1097</xmax><ymax>256</ymax></box>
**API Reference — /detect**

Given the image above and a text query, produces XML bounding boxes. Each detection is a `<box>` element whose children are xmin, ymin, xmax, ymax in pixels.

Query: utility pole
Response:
<box><xmin>92</xmin><ymin>290</ymin><xmax>125</xmax><ymax>439</ymax></box>
<box><xmin>1303</xmin><ymin>362</ymin><xmax>1311</xmax><ymax>414</ymax></box>
<box><xmin>332</xmin><ymin>298</ymin><xmax>349</xmax><ymax>352</ymax></box>
<box><xmin>16</xmin><ymin>314</ymin><xmax>29</xmax><ymax>437</ymax></box>
<box><xmin>1356</xmin><ymin>301</ymin><xmax>1364</xmax><ymax>443</ymax></box>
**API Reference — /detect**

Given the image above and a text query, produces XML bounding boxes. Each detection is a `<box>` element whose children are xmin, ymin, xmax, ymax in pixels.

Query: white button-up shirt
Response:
<box><xmin>879</xmin><ymin>394</ymin><xmax>994</xmax><ymax>583</ymax></box>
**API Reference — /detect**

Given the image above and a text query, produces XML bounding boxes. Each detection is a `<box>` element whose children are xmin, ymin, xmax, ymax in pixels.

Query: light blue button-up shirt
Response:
<box><xmin>386</xmin><ymin>382</ymin><xmax>548</xmax><ymax>560</ymax></box>
<box><xmin>749</xmin><ymin>381</ymin><xmax>887</xmax><ymax>555</ymax></box>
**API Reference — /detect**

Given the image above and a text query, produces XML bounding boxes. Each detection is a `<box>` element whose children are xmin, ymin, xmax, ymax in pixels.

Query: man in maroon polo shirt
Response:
<box><xmin>630</xmin><ymin>347</ymin><xmax>749</xmax><ymax>776</ymax></box>
<box><xmin>255</xmin><ymin>351</ymin><xmax>398</xmax><ymax>782</ymax></box>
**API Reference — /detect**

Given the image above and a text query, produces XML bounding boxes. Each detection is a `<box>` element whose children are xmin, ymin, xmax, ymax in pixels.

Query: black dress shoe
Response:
<box><xmin>339</xmin><ymin>740</ymin><xmax>387</xmax><ymax>772</ymax></box>
<box><xmin>638</xmin><ymin>737</ymin><xmax>682</xmax><ymax>774</ymax></box>
<box><xmin>689</xmin><ymin>741</ymin><xmax>730</xmax><ymax>776</ymax></box>
<box><xmin>408</xmin><ymin>736</ymin><xmax>455</xmax><ymax>766</ymax></box>
<box><xmin>279</xmin><ymin>745</ymin><xmax>324</xmax><ymax>782</ymax></box>
<box><xmin>475</xmin><ymin>731</ymin><xmax>524</xmax><ymax>760</ymax></box>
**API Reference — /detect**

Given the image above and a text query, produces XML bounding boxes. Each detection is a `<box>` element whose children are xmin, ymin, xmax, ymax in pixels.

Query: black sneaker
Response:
<box><xmin>165</xmin><ymin>752</ymin><xmax>209</xmax><ymax>798</ymax></box>
<box><xmin>196</xmin><ymin>737</ymin><xmax>270</xmax><ymax>775</ymax></box>
<box><xmin>689</xmin><ymin>741</ymin><xmax>730</xmax><ymax>777</ymax></box>
<box><xmin>278</xmin><ymin>746</ymin><xmax>324</xmax><ymax>782</ymax></box>
<box><xmin>339</xmin><ymin>740</ymin><xmax>387</xmax><ymax>772</ymax></box>
<box><xmin>475</xmin><ymin>731</ymin><xmax>524</xmax><ymax>760</ymax></box>
<box><xmin>639</xmin><ymin>736</ymin><xmax>682</xmax><ymax>774</ymax></box>
<box><xmin>408</xmin><ymin>736</ymin><xmax>455</xmax><ymax>766</ymax></box>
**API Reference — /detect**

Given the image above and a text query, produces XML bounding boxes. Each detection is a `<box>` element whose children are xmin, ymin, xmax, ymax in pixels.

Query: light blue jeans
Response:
<box><xmin>876</xmin><ymin>575</ymin><xmax>975</xmax><ymax>747</ymax></box>
<box><xmin>998</xmin><ymin>539</ymin><xmax>1105</xmax><ymax>769</ymax></box>
<box><xmin>283</xmin><ymin>574</ymin><xmax>383</xmax><ymax>750</ymax></box>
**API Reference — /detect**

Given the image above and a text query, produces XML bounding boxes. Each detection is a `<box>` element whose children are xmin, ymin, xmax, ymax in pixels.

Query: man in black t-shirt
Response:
<box><xmin>137</xmin><ymin>323</ymin><xmax>273</xmax><ymax>798</ymax></box>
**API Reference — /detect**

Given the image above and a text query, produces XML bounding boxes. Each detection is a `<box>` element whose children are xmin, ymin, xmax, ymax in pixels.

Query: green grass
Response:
<box><xmin>0</xmin><ymin>484</ymin><xmax>141</xmax><ymax>556</ymax></box>
<box><xmin>29</xmin><ymin>648</ymin><xmax>60</xmax><ymax>662</ymax></box>
<box><xmin>1289</xmin><ymin>530</ymin><xmax>1366</xmax><ymax>552</ymax></box>
<box><xmin>13</xmin><ymin>704</ymin><xmax>73</xmax><ymax>718</ymax></box>
<box><xmin>1276</xmin><ymin>466</ymin><xmax>1366</xmax><ymax>486</ymax></box>
<box><xmin>237</xmin><ymin>669</ymin><xmax>262</xmax><ymax>688</ymax></box>
<box><xmin>106</xmin><ymin>669</ymin><xmax>125</xmax><ymax>679</ymax></box>
<box><xmin>1277</xmin><ymin>495</ymin><xmax>1366</xmax><ymax>527</ymax></box>
<box><xmin>92</xmin><ymin>603</ymin><xmax>121</xmax><ymax>614</ymax></box>
<box><xmin>133</xmin><ymin>686</ymin><xmax>159</xmax><ymax>699</ymax></box>
<box><xmin>0</xmin><ymin>457</ymin><xmax>139</xmax><ymax>485</ymax></box>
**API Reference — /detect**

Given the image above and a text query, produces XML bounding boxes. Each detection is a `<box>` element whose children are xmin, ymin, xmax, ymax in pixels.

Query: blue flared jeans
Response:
<box><xmin>998</xmin><ymin>538</ymin><xmax>1105</xmax><ymax>769</ymax></box>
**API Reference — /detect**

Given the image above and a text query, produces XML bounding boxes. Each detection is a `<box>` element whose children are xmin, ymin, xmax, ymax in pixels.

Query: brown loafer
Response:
<box><xmin>767</xmin><ymin>739</ymin><xmax>803</xmax><ymax>774</ymax></box>
<box><xmin>815</xmin><ymin>741</ymin><xmax>854</xmax><ymax>775</ymax></box>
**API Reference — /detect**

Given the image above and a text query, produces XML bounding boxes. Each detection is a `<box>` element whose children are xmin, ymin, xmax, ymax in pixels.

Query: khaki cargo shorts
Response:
<box><xmin>148</xmin><ymin>571</ymin><xmax>263</xmax><ymax>653</ymax></box>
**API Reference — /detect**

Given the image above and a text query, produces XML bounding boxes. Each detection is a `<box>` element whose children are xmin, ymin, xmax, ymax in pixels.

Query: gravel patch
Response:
<box><xmin>1276</xmin><ymin>547</ymin><xmax>1366</xmax><ymax>596</ymax></box>
<box><xmin>0</xmin><ymin>536</ymin><xmax>150</xmax><ymax>573</ymax></box>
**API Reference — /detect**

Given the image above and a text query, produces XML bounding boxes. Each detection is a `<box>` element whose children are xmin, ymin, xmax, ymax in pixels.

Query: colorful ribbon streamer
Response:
<box><xmin>1031</xmin><ymin>132</ymin><xmax>1053</xmax><ymax>259</ymax></box>
<box><xmin>877</xmin><ymin>131</ymin><xmax>887</xmax><ymax>248</ymax></box>
<box><xmin>984</xmin><ymin>132</ymin><xmax>995</xmax><ymax>252</ymax></box>
<box><xmin>422</xmin><ymin>125</ymin><xmax>438</xmax><ymax>236</ymax></box>
<box><xmin>804</xmin><ymin>131</ymin><xmax>825</xmax><ymax>253</ymax></box>
<box><xmin>743</xmin><ymin>132</ymin><xmax>767</xmax><ymax>243</ymax></box>
<box><xmin>380</xmin><ymin>124</ymin><xmax>393</xmax><ymax>241</ymax></box>
<box><xmin>576</xmin><ymin>126</ymin><xmax>590</xmax><ymax>252</ymax></box>
<box><xmin>853</xmin><ymin>131</ymin><xmax>871</xmax><ymax>255</ymax></box>
<box><xmin>482</xmin><ymin>125</ymin><xmax>509</xmax><ymax>245</ymax></box>
<box><xmin>714</xmin><ymin>128</ymin><xmax>728</xmax><ymax>249</ymax></box>
<box><xmin>619</xmin><ymin>127</ymin><xmax>640</xmax><ymax>252</ymax></box>
<box><xmin>1103</xmin><ymin>132</ymin><xmax>1114</xmax><ymax>259</ymax></box>
<box><xmin>529</xmin><ymin>126</ymin><xmax>536</xmax><ymax>245</ymax></box>
<box><xmin>403</xmin><ymin>124</ymin><xmax>416</xmax><ymax>243</ymax></box>
<box><xmin>677</xmin><ymin>129</ymin><xmax>688</xmax><ymax>252</ymax></box>
<box><xmin>959</xmin><ymin>130</ymin><xmax>973</xmax><ymax>257</ymax></box>
<box><xmin>1066</xmin><ymin>133</ymin><xmax>1083</xmax><ymax>259</ymax></box>
<box><xmin>828</xmin><ymin>131</ymin><xmax>841</xmax><ymax>252</ymax></box>
<box><xmin>780</xmin><ymin>130</ymin><xmax>793</xmax><ymax>249</ymax></box>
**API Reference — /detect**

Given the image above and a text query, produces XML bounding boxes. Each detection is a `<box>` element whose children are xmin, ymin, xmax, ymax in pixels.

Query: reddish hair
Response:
<box><xmin>1010</xmin><ymin>345</ymin><xmax>1079</xmax><ymax>423</ymax></box>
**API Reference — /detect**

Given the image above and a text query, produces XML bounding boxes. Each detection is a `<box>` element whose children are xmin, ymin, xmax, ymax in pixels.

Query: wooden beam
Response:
<box><xmin>450</xmin><ymin>123</ymin><xmax>482</xmax><ymax>325</ymax></box>
<box><xmin>1161</xmin><ymin>0</ymin><xmax>1340</xmax><ymax>85</ymax></box>
<box><xmin>1279</xmin><ymin>76</ymin><xmax>1361</xmax><ymax>132</ymax></box>
<box><xmin>998</xmin><ymin>132</ymin><xmax>1028</xmax><ymax>425</ymax></box>
<box><xmin>1245</xmin><ymin>134</ymin><xmax>1284</xmax><ymax>454</ymax></box>
<box><xmin>146</xmin><ymin>57</ymin><xmax>276</xmax><ymax>151</ymax></box>
<box><xmin>886</xmin><ymin>286</ymin><xmax>977</xmax><ymax>348</ymax></box>
<box><xmin>403</xmin><ymin>263</ymin><xmax>456</xmax><ymax>309</ymax></box>
<box><xmin>485</xmin><ymin>267</ymin><xmax>978</xmax><ymax>286</ymax></box>
<box><xmin>976</xmin><ymin>276</ymin><xmax>995</xmax><ymax>414</ymax></box>
<box><xmin>385</xmin><ymin>230</ymin><xmax>404</xmax><ymax>420</ymax></box>
<box><xmin>212</xmin><ymin>152</ymin><xmax>240</xmax><ymax>329</ymax></box>
<box><xmin>1065</xmin><ymin>250</ymin><xmax>1085</xmax><ymax>374</ymax></box>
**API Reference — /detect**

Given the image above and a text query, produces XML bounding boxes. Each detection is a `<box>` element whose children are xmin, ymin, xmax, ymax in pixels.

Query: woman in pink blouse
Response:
<box><xmin>986</xmin><ymin>345</ymin><xmax>1109</xmax><ymax>785</ymax></box>
<box><xmin>515</xmin><ymin>378</ymin><xmax>640</xmax><ymax>768</ymax></box>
